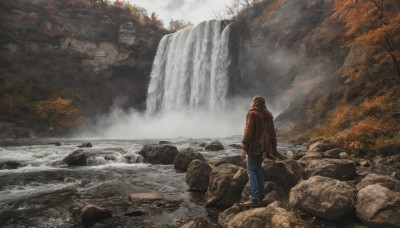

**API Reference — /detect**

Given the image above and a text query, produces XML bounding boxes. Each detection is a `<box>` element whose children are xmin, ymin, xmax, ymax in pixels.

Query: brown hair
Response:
<box><xmin>251</xmin><ymin>96</ymin><xmax>273</xmax><ymax>118</ymax></box>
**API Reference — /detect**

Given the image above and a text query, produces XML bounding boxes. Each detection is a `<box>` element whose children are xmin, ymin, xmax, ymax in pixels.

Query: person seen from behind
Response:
<box><xmin>240</xmin><ymin>95</ymin><xmax>277</xmax><ymax>207</ymax></box>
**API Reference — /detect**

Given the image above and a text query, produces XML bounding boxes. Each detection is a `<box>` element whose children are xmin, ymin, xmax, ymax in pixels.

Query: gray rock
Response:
<box><xmin>139</xmin><ymin>145</ymin><xmax>179</xmax><ymax>165</ymax></box>
<box><xmin>180</xmin><ymin>217</ymin><xmax>210</xmax><ymax>228</ymax></box>
<box><xmin>304</xmin><ymin>159</ymin><xmax>357</xmax><ymax>180</ymax></box>
<box><xmin>215</xmin><ymin>155</ymin><xmax>245</xmax><ymax>167</ymax></box>
<box><xmin>185</xmin><ymin>160</ymin><xmax>212</xmax><ymax>192</ymax></box>
<box><xmin>205</xmin><ymin>140</ymin><xmax>224</xmax><ymax>151</ymax></box>
<box><xmin>309</xmin><ymin>140</ymin><xmax>336</xmax><ymax>152</ymax></box>
<box><xmin>174</xmin><ymin>148</ymin><xmax>205</xmax><ymax>172</ymax></box>
<box><xmin>63</xmin><ymin>148</ymin><xmax>126</xmax><ymax>166</ymax></box>
<box><xmin>356</xmin><ymin>173</ymin><xmax>400</xmax><ymax>192</ymax></box>
<box><xmin>205</xmin><ymin>164</ymin><xmax>248</xmax><ymax>209</ymax></box>
<box><xmin>159</xmin><ymin>141</ymin><xmax>171</xmax><ymax>145</ymax></box>
<box><xmin>289</xmin><ymin>176</ymin><xmax>356</xmax><ymax>220</ymax></box>
<box><xmin>78</xmin><ymin>142</ymin><xmax>92</xmax><ymax>148</ymax></box>
<box><xmin>241</xmin><ymin>182</ymin><xmax>277</xmax><ymax>203</ymax></box>
<box><xmin>324</xmin><ymin>148</ymin><xmax>345</xmax><ymax>158</ymax></box>
<box><xmin>81</xmin><ymin>204</ymin><xmax>112</xmax><ymax>228</ymax></box>
<box><xmin>356</xmin><ymin>184</ymin><xmax>400</xmax><ymax>228</ymax></box>
<box><xmin>0</xmin><ymin>160</ymin><xmax>27</xmax><ymax>170</ymax></box>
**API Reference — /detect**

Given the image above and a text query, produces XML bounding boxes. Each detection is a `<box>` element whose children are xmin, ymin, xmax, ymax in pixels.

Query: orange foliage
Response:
<box><xmin>36</xmin><ymin>97</ymin><xmax>84</xmax><ymax>131</ymax></box>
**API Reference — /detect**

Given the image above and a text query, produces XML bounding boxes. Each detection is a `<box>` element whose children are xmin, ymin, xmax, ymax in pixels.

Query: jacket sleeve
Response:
<box><xmin>242</xmin><ymin>111</ymin><xmax>255</xmax><ymax>151</ymax></box>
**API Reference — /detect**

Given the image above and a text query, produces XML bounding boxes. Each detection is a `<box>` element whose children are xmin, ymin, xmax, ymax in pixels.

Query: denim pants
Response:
<box><xmin>247</xmin><ymin>154</ymin><xmax>264</xmax><ymax>202</ymax></box>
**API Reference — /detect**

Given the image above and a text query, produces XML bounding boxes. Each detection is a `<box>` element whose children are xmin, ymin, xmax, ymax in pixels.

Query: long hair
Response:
<box><xmin>251</xmin><ymin>96</ymin><xmax>273</xmax><ymax>119</ymax></box>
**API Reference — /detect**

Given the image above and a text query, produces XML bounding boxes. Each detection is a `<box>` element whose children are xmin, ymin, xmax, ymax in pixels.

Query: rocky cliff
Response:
<box><xmin>0</xmin><ymin>0</ymin><xmax>166</xmax><ymax>136</ymax></box>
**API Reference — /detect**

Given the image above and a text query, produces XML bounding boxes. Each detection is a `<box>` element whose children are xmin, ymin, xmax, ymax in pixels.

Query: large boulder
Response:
<box><xmin>63</xmin><ymin>148</ymin><xmax>126</xmax><ymax>166</ymax></box>
<box><xmin>139</xmin><ymin>145</ymin><xmax>179</xmax><ymax>165</ymax></box>
<box><xmin>174</xmin><ymin>148</ymin><xmax>205</xmax><ymax>172</ymax></box>
<box><xmin>81</xmin><ymin>204</ymin><xmax>112</xmax><ymax>228</ymax></box>
<box><xmin>224</xmin><ymin>201</ymin><xmax>295</xmax><ymax>228</ymax></box>
<box><xmin>356</xmin><ymin>184</ymin><xmax>400</xmax><ymax>228</ymax></box>
<box><xmin>205</xmin><ymin>164</ymin><xmax>248</xmax><ymax>209</ymax></box>
<box><xmin>356</xmin><ymin>173</ymin><xmax>400</xmax><ymax>192</ymax></box>
<box><xmin>289</xmin><ymin>176</ymin><xmax>356</xmax><ymax>220</ymax></box>
<box><xmin>304</xmin><ymin>159</ymin><xmax>357</xmax><ymax>180</ymax></box>
<box><xmin>214</xmin><ymin>155</ymin><xmax>246</xmax><ymax>168</ymax></box>
<box><xmin>185</xmin><ymin>160</ymin><xmax>212</xmax><ymax>192</ymax></box>
<box><xmin>261</xmin><ymin>159</ymin><xmax>305</xmax><ymax>194</ymax></box>
<box><xmin>309</xmin><ymin>140</ymin><xmax>336</xmax><ymax>152</ymax></box>
<box><xmin>205</xmin><ymin>140</ymin><xmax>224</xmax><ymax>151</ymax></box>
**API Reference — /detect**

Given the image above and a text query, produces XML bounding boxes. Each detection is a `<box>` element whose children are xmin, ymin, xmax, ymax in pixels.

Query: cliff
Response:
<box><xmin>0</xmin><ymin>0</ymin><xmax>167</xmax><ymax>136</ymax></box>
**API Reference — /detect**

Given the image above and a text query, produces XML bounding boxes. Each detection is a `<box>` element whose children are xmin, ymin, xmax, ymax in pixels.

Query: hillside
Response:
<box><xmin>230</xmin><ymin>0</ymin><xmax>400</xmax><ymax>155</ymax></box>
<box><xmin>0</xmin><ymin>0</ymin><xmax>167</xmax><ymax>136</ymax></box>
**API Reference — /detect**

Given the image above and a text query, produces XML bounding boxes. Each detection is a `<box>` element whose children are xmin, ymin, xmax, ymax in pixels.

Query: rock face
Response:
<box><xmin>224</xmin><ymin>201</ymin><xmax>295</xmax><ymax>228</ymax></box>
<box><xmin>174</xmin><ymin>148</ymin><xmax>205</xmax><ymax>172</ymax></box>
<box><xmin>185</xmin><ymin>160</ymin><xmax>212</xmax><ymax>192</ymax></box>
<box><xmin>0</xmin><ymin>122</ymin><xmax>30</xmax><ymax>139</ymax></box>
<box><xmin>205</xmin><ymin>141</ymin><xmax>225</xmax><ymax>151</ymax></box>
<box><xmin>356</xmin><ymin>184</ymin><xmax>400</xmax><ymax>228</ymax></box>
<box><xmin>81</xmin><ymin>204</ymin><xmax>112</xmax><ymax>228</ymax></box>
<box><xmin>139</xmin><ymin>145</ymin><xmax>179</xmax><ymax>165</ymax></box>
<box><xmin>205</xmin><ymin>164</ymin><xmax>248</xmax><ymax>209</ymax></box>
<box><xmin>356</xmin><ymin>173</ymin><xmax>400</xmax><ymax>191</ymax></box>
<box><xmin>304</xmin><ymin>159</ymin><xmax>357</xmax><ymax>180</ymax></box>
<box><xmin>289</xmin><ymin>176</ymin><xmax>356</xmax><ymax>220</ymax></box>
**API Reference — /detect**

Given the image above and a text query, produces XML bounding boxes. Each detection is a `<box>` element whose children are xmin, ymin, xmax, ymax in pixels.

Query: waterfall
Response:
<box><xmin>146</xmin><ymin>20</ymin><xmax>231</xmax><ymax>114</ymax></box>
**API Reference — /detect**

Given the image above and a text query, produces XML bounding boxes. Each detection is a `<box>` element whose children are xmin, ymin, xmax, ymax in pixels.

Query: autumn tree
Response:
<box><xmin>168</xmin><ymin>19</ymin><xmax>193</xmax><ymax>32</ymax></box>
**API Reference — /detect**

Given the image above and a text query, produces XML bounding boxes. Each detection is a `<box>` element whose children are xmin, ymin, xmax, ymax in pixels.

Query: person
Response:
<box><xmin>240</xmin><ymin>96</ymin><xmax>277</xmax><ymax>207</ymax></box>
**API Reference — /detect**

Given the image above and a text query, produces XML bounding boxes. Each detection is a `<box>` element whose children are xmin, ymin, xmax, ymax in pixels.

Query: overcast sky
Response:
<box><xmin>125</xmin><ymin>0</ymin><xmax>233</xmax><ymax>25</ymax></box>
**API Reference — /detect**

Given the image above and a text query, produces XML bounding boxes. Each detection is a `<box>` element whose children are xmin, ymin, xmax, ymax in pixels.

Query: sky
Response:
<box><xmin>125</xmin><ymin>0</ymin><xmax>233</xmax><ymax>25</ymax></box>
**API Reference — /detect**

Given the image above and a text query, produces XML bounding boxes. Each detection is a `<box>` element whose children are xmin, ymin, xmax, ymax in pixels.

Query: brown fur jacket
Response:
<box><xmin>242</xmin><ymin>108</ymin><xmax>277</xmax><ymax>157</ymax></box>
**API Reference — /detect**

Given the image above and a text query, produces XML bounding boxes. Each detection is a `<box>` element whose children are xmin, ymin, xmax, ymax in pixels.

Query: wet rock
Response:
<box><xmin>159</xmin><ymin>141</ymin><xmax>171</xmax><ymax>145</ymax></box>
<box><xmin>218</xmin><ymin>203</ymin><xmax>244</xmax><ymax>228</ymax></box>
<box><xmin>324</xmin><ymin>148</ymin><xmax>344</xmax><ymax>158</ymax></box>
<box><xmin>129</xmin><ymin>192</ymin><xmax>163</xmax><ymax>203</ymax></box>
<box><xmin>225</xmin><ymin>201</ymin><xmax>295</xmax><ymax>228</ymax></box>
<box><xmin>205</xmin><ymin>164</ymin><xmax>248</xmax><ymax>209</ymax></box>
<box><xmin>356</xmin><ymin>173</ymin><xmax>400</xmax><ymax>192</ymax></box>
<box><xmin>289</xmin><ymin>176</ymin><xmax>356</xmax><ymax>220</ymax></box>
<box><xmin>174</xmin><ymin>148</ymin><xmax>205</xmax><ymax>172</ymax></box>
<box><xmin>0</xmin><ymin>160</ymin><xmax>27</xmax><ymax>170</ymax></box>
<box><xmin>205</xmin><ymin>140</ymin><xmax>224</xmax><ymax>151</ymax></box>
<box><xmin>229</xmin><ymin>144</ymin><xmax>242</xmax><ymax>149</ymax></box>
<box><xmin>78</xmin><ymin>142</ymin><xmax>93</xmax><ymax>148</ymax></box>
<box><xmin>356</xmin><ymin>184</ymin><xmax>400</xmax><ymax>228</ymax></box>
<box><xmin>180</xmin><ymin>217</ymin><xmax>210</xmax><ymax>228</ymax></box>
<box><xmin>261</xmin><ymin>159</ymin><xmax>305</xmax><ymax>194</ymax></box>
<box><xmin>139</xmin><ymin>145</ymin><xmax>179</xmax><ymax>165</ymax></box>
<box><xmin>124</xmin><ymin>209</ymin><xmax>146</xmax><ymax>217</ymax></box>
<box><xmin>186</xmin><ymin>160</ymin><xmax>212</xmax><ymax>192</ymax></box>
<box><xmin>215</xmin><ymin>155</ymin><xmax>245</xmax><ymax>167</ymax></box>
<box><xmin>309</xmin><ymin>140</ymin><xmax>336</xmax><ymax>152</ymax></box>
<box><xmin>304</xmin><ymin>159</ymin><xmax>357</xmax><ymax>180</ymax></box>
<box><xmin>81</xmin><ymin>204</ymin><xmax>112</xmax><ymax>228</ymax></box>
<box><xmin>63</xmin><ymin>148</ymin><xmax>126</xmax><ymax>166</ymax></box>
<box><xmin>198</xmin><ymin>142</ymin><xmax>207</xmax><ymax>147</ymax></box>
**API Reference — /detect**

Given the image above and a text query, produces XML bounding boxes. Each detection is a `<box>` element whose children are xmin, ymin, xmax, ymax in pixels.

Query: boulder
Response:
<box><xmin>81</xmin><ymin>204</ymin><xmax>112</xmax><ymax>228</ymax></box>
<box><xmin>229</xmin><ymin>144</ymin><xmax>242</xmax><ymax>149</ymax></box>
<box><xmin>205</xmin><ymin>141</ymin><xmax>224</xmax><ymax>151</ymax></box>
<box><xmin>78</xmin><ymin>142</ymin><xmax>93</xmax><ymax>148</ymax></box>
<box><xmin>324</xmin><ymin>148</ymin><xmax>345</xmax><ymax>158</ymax></box>
<box><xmin>218</xmin><ymin>204</ymin><xmax>244</xmax><ymax>228</ymax></box>
<box><xmin>139</xmin><ymin>145</ymin><xmax>179</xmax><ymax>165</ymax></box>
<box><xmin>129</xmin><ymin>192</ymin><xmax>163</xmax><ymax>203</ymax></box>
<box><xmin>241</xmin><ymin>182</ymin><xmax>278</xmax><ymax>203</ymax></box>
<box><xmin>261</xmin><ymin>159</ymin><xmax>305</xmax><ymax>194</ymax></box>
<box><xmin>225</xmin><ymin>201</ymin><xmax>295</xmax><ymax>228</ymax></box>
<box><xmin>340</xmin><ymin>152</ymin><xmax>352</xmax><ymax>159</ymax></box>
<box><xmin>180</xmin><ymin>217</ymin><xmax>210</xmax><ymax>228</ymax></box>
<box><xmin>205</xmin><ymin>164</ymin><xmax>248</xmax><ymax>209</ymax></box>
<box><xmin>289</xmin><ymin>176</ymin><xmax>356</xmax><ymax>220</ymax></box>
<box><xmin>159</xmin><ymin>141</ymin><xmax>171</xmax><ymax>145</ymax></box>
<box><xmin>215</xmin><ymin>155</ymin><xmax>246</xmax><ymax>167</ymax></box>
<box><xmin>356</xmin><ymin>184</ymin><xmax>400</xmax><ymax>228</ymax></box>
<box><xmin>174</xmin><ymin>148</ymin><xmax>205</xmax><ymax>172</ymax></box>
<box><xmin>63</xmin><ymin>148</ymin><xmax>125</xmax><ymax>166</ymax></box>
<box><xmin>356</xmin><ymin>173</ymin><xmax>400</xmax><ymax>192</ymax></box>
<box><xmin>185</xmin><ymin>160</ymin><xmax>212</xmax><ymax>192</ymax></box>
<box><xmin>198</xmin><ymin>142</ymin><xmax>207</xmax><ymax>147</ymax></box>
<box><xmin>304</xmin><ymin>159</ymin><xmax>357</xmax><ymax>180</ymax></box>
<box><xmin>309</xmin><ymin>140</ymin><xmax>336</xmax><ymax>152</ymax></box>
<box><xmin>0</xmin><ymin>160</ymin><xmax>27</xmax><ymax>170</ymax></box>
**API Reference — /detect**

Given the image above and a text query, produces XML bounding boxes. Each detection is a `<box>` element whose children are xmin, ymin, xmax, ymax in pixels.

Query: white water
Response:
<box><xmin>146</xmin><ymin>20</ymin><xmax>231</xmax><ymax>113</ymax></box>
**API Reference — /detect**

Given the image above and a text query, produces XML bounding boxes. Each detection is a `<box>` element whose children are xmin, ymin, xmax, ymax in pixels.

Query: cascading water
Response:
<box><xmin>146</xmin><ymin>20</ymin><xmax>232</xmax><ymax>114</ymax></box>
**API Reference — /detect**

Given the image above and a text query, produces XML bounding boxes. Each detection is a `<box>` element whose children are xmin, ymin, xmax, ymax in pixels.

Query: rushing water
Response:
<box><xmin>146</xmin><ymin>20</ymin><xmax>231</xmax><ymax>113</ymax></box>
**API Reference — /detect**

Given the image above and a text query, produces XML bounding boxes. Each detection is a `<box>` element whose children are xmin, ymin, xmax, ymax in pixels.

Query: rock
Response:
<box><xmin>174</xmin><ymin>148</ymin><xmax>205</xmax><ymax>172</ymax></box>
<box><xmin>81</xmin><ymin>204</ymin><xmax>112</xmax><ymax>228</ymax></box>
<box><xmin>124</xmin><ymin>209</ymin><xmax>145</xmax><ymax>217</ymax></box>
<box><xmin>118</xmin><ymin>22</ymin><xmax>137</xmax><ymax>46</ymax></box>
<box><xmin>304</xmin><ymin>159</ymin><xmax>357</xmax><ymax>180</ymax></box>
<box><xmin>205</xmin><ymin>164</ymin><xmax>248</xmax><ymax>209</ymax></box>
<box><xmin>225</xmin><ymin>201</ymin><xmax>295</xmax><ymax>228</ymax></box>
<box><xmin>129</xmin><ymin>192</ymin><xmax>163</xmax><ymax>203</ymax></box>
<box><xmin>340</xmin><ymin>152</ymin><xmax>351</xmax><ymax>159</ymax></box>
<box><xmin>241</xmin><ymin>182</ymin><xmax>277</xmax><ymax>203</ymax></box>
<box><xmin>229</xmin><ymin>144</ymin><xmax>242</xmax><ymax>149</ymax></box>
<box><xmin>159</xmin><ymin>141</ymin><xmax>171</xmax><ymax>145</ymax></box>
<box><xmin>374</xmin><ymin>154</ymin><xmax>400</xmax><ymax>176</ymax></box>
<box><xmin>262</xmin><ymin>190</ymin><xmax>287</xmax><ymax>206</ymax></box>
<box><xmin>53</xmin><ymin>142</ymin><xmax>62</xmax><ymax>146</ymax></box>
<box><xmin>78</xmin><ymin>142</ymin><xmax>93</xmax><ymax>148</ymax></box>
<box><xmin>0</xmin><ymin>122</ymin><xmax>30</xmax><ymax>139</ymax></box>
<box><xmin>289</xmin><ymin>176</ymin><xmax>356</xmax><ymax>220</ymax></box>
<box><xmin>298</xmin><ymin>151</ymin><xmax>324</xmax><ymax>165</ymax></box>
<box><xmin>356</xmin><ymin>184</ymin><xmax>400</xmax><ymax>228</ymax></box>
<box><xmin>218</xmin><ymin>204</ymin><xmax>244</xmax><ymax>228</ymax></box>
<box><xmin>139</xmin><ymin>145</ymin><xmax>179</xmax><ymax>165</ymax></box>
<box><xmin>214</xmin><ymin>155</ymin><xmax>246</xmax><ymax>167</ymax></box>
<box><xmin>356</xmin><ymin>173</ymin><xmax>400</xmax><ymax>192</ymax></box>
<box><xmin>198</xmin><ymin>142</ymin><xmax>207</xmax><ymax>147</ymax></box>
<box><xmin>342</xmin><ymin>223</ymin><xmax>369</xmax><ymax>228</ymax></box>
<box><xmin>309</xmin><ymin>140</ymin><xmax>336</xmax><ymax>152</ymax></box>
<box><xmin>180</xmin><ymin>217</ymin><xmax>210</xmax><ymax>228</ymax></box>
<box><xmin>63</xmin><ymin>148</ymin><xmax>126</xmax><ymax>166</ymax></box>
<box><xmin>358</xmin><ymin>160</ymin><xmax>371</xmax><ymax>167</ymax></box>
<box><xmin>0</xmin><ymin>160</ymin><xmax>27</xmax><ymax>170</ymax></box>
<box><xmin>324</xmin><ymin>148</ymin><xmax>344</xmax><ymax>158</ymax></box>
<box><xmin>205</xmin><ymin>140</ymin><xmax>224</xmax><ymax>151</ymax></box>
<box><xmin>261</xmin><ymin>159</ymin><xmax>305</xmax><ymax>194</ymax></box>
<box><xmin>185</xmin><ymin>160</ymin><xmax>212</xmax><ymax>192</ymax></box>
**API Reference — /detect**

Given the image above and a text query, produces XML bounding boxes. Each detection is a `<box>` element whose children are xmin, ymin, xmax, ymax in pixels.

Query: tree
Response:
<box><xmin>168</xmin><ymin>19</ymin><xmax>193</xmax><ymax>32</ymax></box>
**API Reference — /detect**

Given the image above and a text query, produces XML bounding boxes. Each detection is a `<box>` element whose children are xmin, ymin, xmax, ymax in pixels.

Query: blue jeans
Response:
<box><xmin>247</xmin><ymin>154</ymin><xmax>264</xmax><ymax>203</ymax></box>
